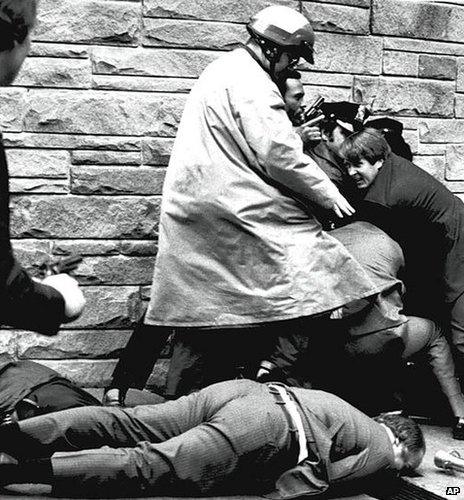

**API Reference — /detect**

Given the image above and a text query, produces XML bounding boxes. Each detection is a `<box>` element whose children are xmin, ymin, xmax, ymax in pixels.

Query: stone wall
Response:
<box><xmin>1</xmin><ymin>0</ymin><xmax>463</xmax><ymax>389</ymax></box>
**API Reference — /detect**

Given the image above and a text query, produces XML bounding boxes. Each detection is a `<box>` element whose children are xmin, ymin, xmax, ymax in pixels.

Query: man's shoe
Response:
<box><xmin>102</xmin><ymin>388</ymin><xmax>125</xmax><ymax>407</ymax></box>
<box><xmin>0</xmin><ymin>452</ymin><xmax>17</xmax><ymax>466</ymax></box>
<box><xmin>452</xmin><ymin>417</ymin><xmax>464</xmax><ymax>440</ymax></box>
<box><xmin>0</xmin><ymin>452</ymin><xmax>18</xmax><ymax>485</ymax></box>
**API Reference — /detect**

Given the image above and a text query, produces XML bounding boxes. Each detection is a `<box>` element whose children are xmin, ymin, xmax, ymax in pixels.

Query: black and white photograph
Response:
<box><xmin>0</xmin><ymin>0</ymin><xmax>463</xmax><ymax>498</ymax></box>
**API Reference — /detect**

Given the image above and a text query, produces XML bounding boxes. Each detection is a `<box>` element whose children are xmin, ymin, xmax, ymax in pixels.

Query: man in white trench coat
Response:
<box><xmin>129</xmin><ymin>6</ymin><xmax>387</xmax><ymax>398</ymax></box>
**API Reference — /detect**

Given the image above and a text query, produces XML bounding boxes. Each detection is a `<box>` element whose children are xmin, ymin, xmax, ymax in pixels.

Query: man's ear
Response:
<box><xmin>321</xmin><ymin>130</ymin><xmax>330</xmax><ymax>142</ymax></box>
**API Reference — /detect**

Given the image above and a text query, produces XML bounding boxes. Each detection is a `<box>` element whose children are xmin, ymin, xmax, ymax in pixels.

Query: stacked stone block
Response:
<box><xmin>0</xmin><ymin>0</ymin><xmax>463</xmax><ymax>390</ymax></box>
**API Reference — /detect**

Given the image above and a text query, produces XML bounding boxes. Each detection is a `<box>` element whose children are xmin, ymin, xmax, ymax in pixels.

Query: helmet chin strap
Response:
<box><xmin>269</xmin><ymin>58</ymin><xmax>277</xmax><ymax>82</ymax></box>
<box><xmin>254</xmin><ymin>36</ymin><xmax>284</xmax><ymax>83</ymax></box>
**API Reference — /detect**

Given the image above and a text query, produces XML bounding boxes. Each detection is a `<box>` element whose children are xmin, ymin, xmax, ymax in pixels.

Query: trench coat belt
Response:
<box><xmin>267</xmin><ymin>383</ymin><xmax>309</xmax><ymax>464</ymax></box>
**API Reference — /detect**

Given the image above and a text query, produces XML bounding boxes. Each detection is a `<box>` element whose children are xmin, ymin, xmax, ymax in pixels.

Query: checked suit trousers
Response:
<box><xmin>10</xmin><ymin>380</ymin><xmax>297</xmax><ymax>497</ymax></box>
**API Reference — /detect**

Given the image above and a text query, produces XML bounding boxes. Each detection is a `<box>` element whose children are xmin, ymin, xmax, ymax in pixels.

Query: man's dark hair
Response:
<box><xmin>0</xmin><ymin>0</ymin><xmax>37</xmax><ymax>51</ymax></box>
<box><xmin>339</xmin><ymin>128</ymin><xmax>391</xmax><ymax>166</ymax></box>
<box><xmin>374</xmin><ymin>413</ymin><xmax>425</xmax><ymax>457</ymax></box>
<box><xmin>276</xmin><ymin>68</ymin><xmax>301</xmax><ymax>98</ymax></box>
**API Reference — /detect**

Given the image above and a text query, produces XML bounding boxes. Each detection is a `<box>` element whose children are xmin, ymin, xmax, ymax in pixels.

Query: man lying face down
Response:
<box><xmin>0</xmin><ymin>379</ymin><xmax>424</xmax><ymax>497</ymax></box>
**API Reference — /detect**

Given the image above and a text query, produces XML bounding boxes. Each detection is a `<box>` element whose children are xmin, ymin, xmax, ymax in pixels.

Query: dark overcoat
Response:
<box><xmin>356</xmin><ymin>152</ymin><xmax>464</xmax><ymax>317</ymax></box>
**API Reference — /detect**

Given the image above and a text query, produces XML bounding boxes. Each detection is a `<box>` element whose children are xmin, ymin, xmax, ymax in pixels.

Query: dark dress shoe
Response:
<box><xmin>452</xmin><ymin>417</ymin><xmax>464</xmax><ymax>440</ymax></box>
<box><xmin>0</xmin><ymin>452</ymin><xmax>17</xmax><ymax>466</ymax></box>
<box><xmin>0</xmin><ymin>452</ymin><xmax>18</xmax><ymax>484</ymax></box>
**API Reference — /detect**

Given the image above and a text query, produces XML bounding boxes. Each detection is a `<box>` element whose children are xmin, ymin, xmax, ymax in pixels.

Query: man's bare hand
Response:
<box><xmin>295</xmin><ymin>114</ymin><xmax>324</xmax><ymax>144</ymax></box>
<box><xmin>332</xmin><ymin>192</ymin><xmax>355</xmax><ymax>218</ymax></box>
<box><xmin>42</xmin><ymin>274</ymin><xmax>86</xmax><ymax>322</ymax></box>
<box><xmin>256</xmin><ymin>367</ymin><xmax>271</xmax><ymax>381</ymax></box>
<box><xmin>297</xmin><ymin>125</ymin><xmax>321</xmax><ymax>143</ymax></box>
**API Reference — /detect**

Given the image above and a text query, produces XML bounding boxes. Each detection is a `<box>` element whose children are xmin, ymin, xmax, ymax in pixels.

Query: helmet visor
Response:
<box><xmin>300</xmin><ymin>40</ymin><xmax>314</xmax><ymax>65</ymax></box>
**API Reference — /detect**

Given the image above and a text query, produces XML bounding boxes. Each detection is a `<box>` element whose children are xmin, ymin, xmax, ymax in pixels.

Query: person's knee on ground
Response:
<box><xmin>40</xmin><ymin>274</ymin><xmax>85</xmax><ymax>322</ymax></box>
<box><xmin>403</xmin><ymin>316</ymin><xmax>464</xmax><ymax>438</ymax></box>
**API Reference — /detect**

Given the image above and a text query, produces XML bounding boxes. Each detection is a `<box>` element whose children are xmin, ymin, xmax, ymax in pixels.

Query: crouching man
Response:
<box><xmin>0</xmin><ymin>0</ymin><xmax>85</xmax><ymax>333</ymax></box>
<box><xmin>340</xmin><ymin>129</ymin><xmax>464</xmax><ymax>382</ymax></box>
<box><xmin>0</xmin><ymin>380</ymin><xmax>424</xmax><ymax>497</ymax></box>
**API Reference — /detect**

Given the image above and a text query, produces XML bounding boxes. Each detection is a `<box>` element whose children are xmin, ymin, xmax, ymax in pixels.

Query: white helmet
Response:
<box><xmin>247</xmin><ymin>6</ymin><xmax>315</xmax><ymax>64</ymax></box>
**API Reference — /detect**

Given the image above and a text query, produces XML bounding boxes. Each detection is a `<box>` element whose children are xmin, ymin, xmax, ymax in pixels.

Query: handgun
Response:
<box><xmin>302</xmin><ymin>96</ymin><xmax>324</xmax><ymax>122</ymax></box>
<box><xmin>294</xmin><ymin>96</ymin><xmax>325</xmax><ymax>127</ymax></box>
<box><xmin>39</xmin><ymin>253</ymin><xmax>83</xmax><ymax>278</ymax></box>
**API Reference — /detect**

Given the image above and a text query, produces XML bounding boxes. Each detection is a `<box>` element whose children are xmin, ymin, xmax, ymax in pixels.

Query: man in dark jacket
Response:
<box><xmin>0</xmin><ymin>379</ymin><xmax>424</xmax><ymax>497</ymax></box>
<box><xmin>0</xmin><ymin>356</ymin><xmax>100</xmax><ymax>424</ymax></box>
<box><xmin>293</xmin><ymin>98</ymin><xmax>370</xmax><ymax>229</ymax></box>
<box><xmin>340</xmin><ymin>129</ymin><xmax>464</xmax><ymax>383</ymax></box>
<box><xmin>0</xmin><ymin>0</ymin><xmax>85</xmax><ymax>334</ymax></box>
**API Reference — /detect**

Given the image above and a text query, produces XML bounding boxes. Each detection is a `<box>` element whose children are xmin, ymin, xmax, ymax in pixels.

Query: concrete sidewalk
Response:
<box><xmin>404</xmin><ymin>425</ymin><xmax>464</xmax><ymax>499</ymax></box>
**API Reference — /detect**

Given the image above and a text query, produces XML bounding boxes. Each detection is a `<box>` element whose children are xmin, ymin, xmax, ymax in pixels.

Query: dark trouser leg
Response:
<box><xmin>450</xmin><ymin>294</ymin><xmax>464</xmax><ymax>382</ymax></box>
<box><xmin>263</xmin><ymin>316</ymin><xmax>338</xmax><ymax>388</ymax></box>
<box><xmin>109</xmin><ymin>315</ymin><xmax>171</xmax><ymax>392</ymax></box>
<box><xmin>165</xmin><ymin>327</ymin><xmax>277</xmax><ymax>398</ymax></box>
<box><xmin>340</xmin><ymin>327</ymin><xmax>406</xmax><ymax>415</ymax></box>
<box><xmin>0</xmin><ymin>251</ymin><xmax>13</xmax><ymax>292</ymax></box>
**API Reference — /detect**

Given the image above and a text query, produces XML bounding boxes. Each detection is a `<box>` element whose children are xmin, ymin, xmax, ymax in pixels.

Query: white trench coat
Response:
<box><xmin>145</xmin><ymin>48</ymin><xmax>383</xmax><ymax>327</ymax></box>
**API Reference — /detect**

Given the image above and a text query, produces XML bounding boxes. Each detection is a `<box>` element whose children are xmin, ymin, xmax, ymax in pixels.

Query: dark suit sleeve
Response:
<box><xmin>2</xmin><ymin>260</ymin><xmax>65</xmax><ymax>335</ymax></box>
<box><xmin>355</xmin><ymin>200</ymin><xmax>396</xmax><ymax>236</ymax></box>
<box><xmin>0</xmin><ymin>139</ymin><xmax>65</xmax><ymax>335</ymax></box>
